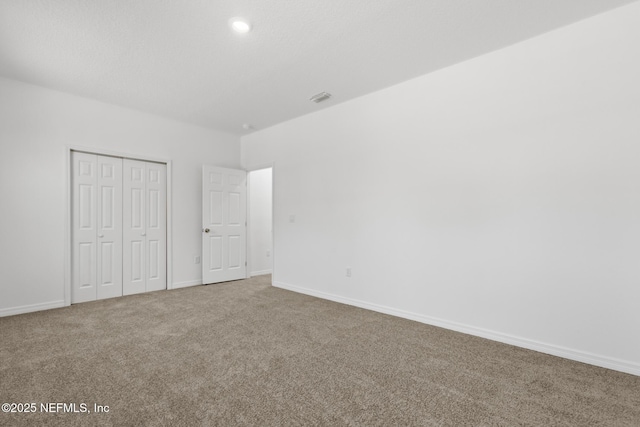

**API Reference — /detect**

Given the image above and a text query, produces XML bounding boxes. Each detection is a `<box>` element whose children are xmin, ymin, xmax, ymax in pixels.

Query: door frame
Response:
<box><xmin>64</xmin><ymin>145</ymin><xmax>173</xmax><ymax>306</ymax></box>
<box><xmin>246</xmin><ymin>162</ymin><xmax>275</xmax><ymax>282</ymax></box>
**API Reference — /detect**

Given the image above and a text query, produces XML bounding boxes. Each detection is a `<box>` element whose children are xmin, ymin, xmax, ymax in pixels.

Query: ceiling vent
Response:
<box><xmin>309</xmin><ymin>92</ymin><xmax>332</xmax><ymax>103</ymax></box>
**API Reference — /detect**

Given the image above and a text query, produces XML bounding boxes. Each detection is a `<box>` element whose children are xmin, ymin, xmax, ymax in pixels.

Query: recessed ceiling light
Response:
<box><xmin>230</xmin><ymin>17</ymin><xmax>251</xmax><ymax>34</ymax></box>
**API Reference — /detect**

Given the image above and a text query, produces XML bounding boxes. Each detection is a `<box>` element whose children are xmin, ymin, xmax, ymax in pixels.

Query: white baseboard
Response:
<box><xmin>171</xmin><ymin>279</ymin><xmax>202</xmax><ymax>290</ymax></box>
<box><xmin>273</xmin><ymin>281</ymin><xmax>640</xmax><ymax>377</ymax></box>
<box><xmin>0</xmin><ymin>300</ymin><xmax>66</xmax><ymax>317</ymax></box>
<box><xmin>251</xmin><ymin>269</ymin><xmax>272</xmax><ymax>277</ymax></box>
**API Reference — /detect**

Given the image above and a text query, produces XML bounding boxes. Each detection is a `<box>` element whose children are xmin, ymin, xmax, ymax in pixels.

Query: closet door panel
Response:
<box><xmin>72</xmin><ymin>152</ymin><xmax>167</xmax><ymax>303</ymax></box>
<box><xmin>145</xmin><ymin>162</ymin><xmax>167</xmax><ymax>292</ymax></box>
<box><xmin>123</xmin><ymin>159</ymin><xmax>147</xmax><ymax>295</ymax></box>
<box><xmin>72</xmin><ymin>152</ymin><xmax>98</xmax><ymax>303</ymax></box>
<box><xmin>96</xmin><ymin>156</ymin><xmax>123</xmax><ymax>300</ymax></box>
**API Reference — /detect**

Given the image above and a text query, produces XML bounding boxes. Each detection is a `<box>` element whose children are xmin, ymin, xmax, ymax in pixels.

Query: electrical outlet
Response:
<box><xmin>289</xmin><ymin>214</ymin><xmax>296</xmax><ymax>223</ymax></box>
<box><xmin>346</xmin><ymin>267</ymin><xmax>352</xmax><ymax>277</ymax></box>
<box><xmin>195</xmin><ymin>256</ymin><xmax>201</xmax><ymax>264</ymax></box>
<box><xmin>266</xmin><ymin>250</ymin><xmax>271</xmax><ymax>257</ymax></box>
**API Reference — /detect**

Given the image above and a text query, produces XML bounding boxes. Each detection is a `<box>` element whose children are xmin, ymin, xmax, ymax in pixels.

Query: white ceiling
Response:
<box><xmin>0</xmin><ymin>0</ymin><xmax>636</xmax><ymax>135</ymax></box>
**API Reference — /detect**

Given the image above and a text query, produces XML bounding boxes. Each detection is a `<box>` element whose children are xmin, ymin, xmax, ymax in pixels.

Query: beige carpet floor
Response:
<box><xmin>1</xmin><ymin>275</ymin><xmax>638</xmax><ymax>426</ymax></box>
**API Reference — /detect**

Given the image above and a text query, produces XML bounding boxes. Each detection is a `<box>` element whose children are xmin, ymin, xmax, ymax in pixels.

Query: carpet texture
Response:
<box><xmin>1</xmin><ymin>275</ymin><xmax>638</xmax><ymax>426</ymax></box>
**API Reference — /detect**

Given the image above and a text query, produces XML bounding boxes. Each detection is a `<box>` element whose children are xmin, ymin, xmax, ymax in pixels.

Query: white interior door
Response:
<box><xmin>72</xmin><ymin>152</ymin><xmax>123</xmax><ymax>303</ymax></box>
<box><xmin>123</xmin><ymin>159</ymin><xmax>146</xmax><ymax>295</ymax></box>
<box><xmin>145</xmin><ymin>161</ymin><xmax>167</xmax><ymax>292</ymax></box>
<box><xmin>123</xmin><ymin>159</ymin><xmax>167</xmax><ymax>295</ymax></box>
<box><xmin>96</xmin><ymin>155</ymin><xmax>123</xmax><ymax>299</ymax></box>
<box><xmin>72</xmin><ymin>152</ymin><xmax>98</xmax><ymax>303</ymax></box>
<box><xmin>72</xmin><ymin>151</ymin><xmax>166</xmax><ymax>302</ymax></box>
<box><xmin>202</xmin><ymin>165</ymin><xmax>247</xmax><ymax>284</ymax></box>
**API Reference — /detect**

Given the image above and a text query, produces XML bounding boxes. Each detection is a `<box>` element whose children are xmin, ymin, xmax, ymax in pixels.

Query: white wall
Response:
<box><xmin>242</xmin><ymin>2</ymin><xmax>640</xmax><ymax>375</ymax></box>
<box><xmin>0</xmin><ymin>77</ymin><xmax>240</xmax><ymax>315</ymax></box>
<box><xmin>249</xmin><ymin>168</ymin><xmax>273</xmax><ymax>276</ymax></box>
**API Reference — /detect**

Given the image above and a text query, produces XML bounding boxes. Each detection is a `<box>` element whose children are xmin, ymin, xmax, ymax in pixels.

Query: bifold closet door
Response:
<box><xmin>71</xmin><ymin>152</ymin><xmax>123</xmax><ymax>303</ymax></box>
<box><xmin>123</xmin><ymin>159</ymin><xmax>167</xmax><ymax>295</ymax></box>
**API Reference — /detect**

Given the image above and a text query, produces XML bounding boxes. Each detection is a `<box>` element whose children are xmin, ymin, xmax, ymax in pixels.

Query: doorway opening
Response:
<box><xmin>248</xmin><ymin>167</ymin><xmax>273</xmax><ymax>277</ymax></box>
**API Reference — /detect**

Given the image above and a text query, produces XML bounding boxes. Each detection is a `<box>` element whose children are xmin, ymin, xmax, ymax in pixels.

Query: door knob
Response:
<box><xmin>141</xmin><ymin>232</ymin><xmax>146</xmax><ymax>236</ymax></box>
<box><xmin>98</xmin><ymin>234</ymin><xmax>104</xmax><ymax>238</ymax></box>
<box><xmin>203</xmin><ymin>228</ymin><xmax>210</xmax><ymax>233</ymax></box>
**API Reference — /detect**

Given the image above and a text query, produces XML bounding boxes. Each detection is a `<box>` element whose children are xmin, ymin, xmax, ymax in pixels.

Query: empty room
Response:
<box><xmin>1</xmin><ymin>1</ymin><xmax>639</xmax><ymax>425</ymax></box>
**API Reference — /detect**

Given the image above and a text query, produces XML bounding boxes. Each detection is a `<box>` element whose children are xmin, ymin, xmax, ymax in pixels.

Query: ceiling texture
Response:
<box><xmin>0</xmin><ymin>0</ymin><xmax>636</xmax><ymax>135</ymax></box>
